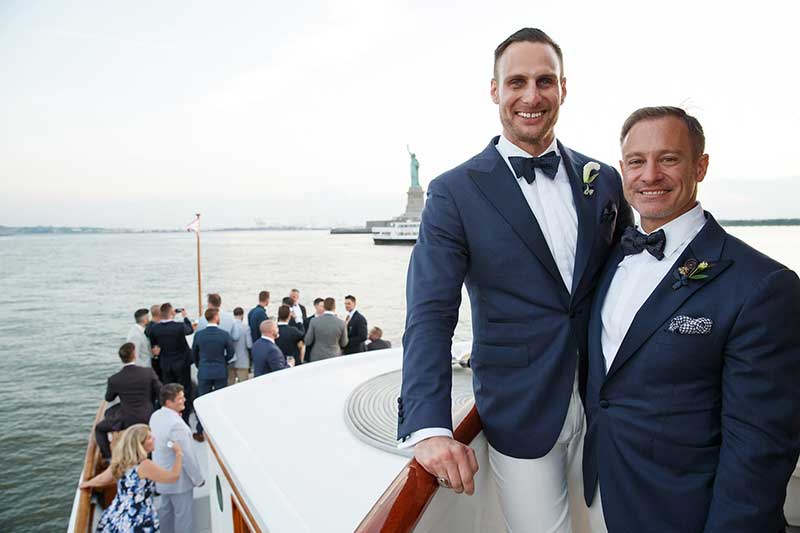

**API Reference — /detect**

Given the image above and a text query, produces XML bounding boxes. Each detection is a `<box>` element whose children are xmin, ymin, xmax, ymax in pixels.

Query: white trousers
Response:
<box><xmin>488</xmin><ymin>373</ymin><xmax>590</xmax><ymax>533</ymax></box>
<box><xmin>158</xmin><ymin>490</ymin><xmax>194</xmax><ymax>533</ymax></box>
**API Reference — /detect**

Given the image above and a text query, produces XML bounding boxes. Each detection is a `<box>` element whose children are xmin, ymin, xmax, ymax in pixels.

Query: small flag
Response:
<box><xmin>185</xmin><ymin>213</ymin><xmax>200</xmax><ymax>232</ymax></box>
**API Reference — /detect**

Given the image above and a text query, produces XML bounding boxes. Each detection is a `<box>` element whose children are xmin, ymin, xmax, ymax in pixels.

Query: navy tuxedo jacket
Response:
<box><xmin>398</xmin><ymin>137</ymin><xmax>633</xmax><ymax>458</ymax></box>
<box><xmin>583</xmin><ymin>213</ymin><xmax>800</xmax><ymax>532</ymax></box>
<box><xmin>247</xmin><ymin>305</ymin><xmax>268</xmax><ymax>343</ymax></box>
<box><xmin>149</xmin><ymin>318</ymin><xmax>193</xmax><ymax>361</ymax></box>
<box><xmin>252</xmin><ymin>338</ymin><xmax>288</xmax><ymax>377</ymax></box>
<box><xmin>344</xmin><ymin>311</ymin><xmax>368</xmax><ymax>354</ymax></box>
<box><xmin>192</xmin><ymin>326</ymin><xmax>235</xmax><ymax>381</ymax></box>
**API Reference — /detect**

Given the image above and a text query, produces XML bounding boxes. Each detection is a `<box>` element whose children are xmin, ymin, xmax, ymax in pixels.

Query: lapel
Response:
<box><xmin>559</xmin><ymin>142</ymin><xmax>598</xmax><ymax>300</ymax></box>
<box><xmin>605</xmin><ymin>214</ymin><xmax>733</xmax><ymax>380</ymax></box>
<box><xmin>468</xmin><ymin>138</ymin><xmax>567</xmax><ymax>295</ymax></box>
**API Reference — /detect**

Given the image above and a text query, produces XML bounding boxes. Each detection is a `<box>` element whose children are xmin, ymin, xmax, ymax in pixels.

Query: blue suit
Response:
<box><xmin>398</xmin><ymin>137</ymin><xmax>633</xmax><ymax>458</ymax></box>
<box><xmin>583</xmin><ymin>213</ymin><xmax>800</xmax><ymax>532</ymax></box>
<box><xmin>192</xmin><ymin>325</ymin><xmax>235</xmax><ymax>381</ymax></box>
<box><xmin>247</xmin><ymin>305</ymin><xmax>268</xmax><ymax>343</ymax></box>
<box><xmin>252</xmin><ymin>338</ymin><xmax>288</xmax><ymax>377</ymax></box>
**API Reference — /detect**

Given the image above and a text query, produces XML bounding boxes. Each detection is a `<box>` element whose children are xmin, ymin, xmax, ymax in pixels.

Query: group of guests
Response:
<box><xmin>84</xmin><ymin>289</ymin><xmax>392</xmax><ymax>532</ymax></box>
<box><xmin>82</xmin><ymin>378</ymin><xmax>203</xmax><ymax>533</ymax></box>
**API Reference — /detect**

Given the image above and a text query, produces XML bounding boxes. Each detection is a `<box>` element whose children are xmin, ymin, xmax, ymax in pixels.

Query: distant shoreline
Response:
<box><xmin>1</xmin><ymin>219</ymin><xmax>799</xmax><ymax>236</ymax></box>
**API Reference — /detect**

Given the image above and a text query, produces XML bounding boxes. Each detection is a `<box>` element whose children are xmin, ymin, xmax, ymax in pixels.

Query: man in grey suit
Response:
<box><xmin>149</xmin><ymin>383</ymin><xmax>205</xmax><ymax>533</ymax></box>
<box><xmin>303</xmin><ymin>297</ymin><xmax>348</xmax><ymax>361</ymax></box>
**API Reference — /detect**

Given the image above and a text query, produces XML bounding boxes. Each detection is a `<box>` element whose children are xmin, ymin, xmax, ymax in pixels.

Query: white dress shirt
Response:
<box><xmin>399</xmin><ymin>134</ymin><xmax>580</xmax><ymax>449</ymax></box>
<box><xmin>601</xmin><ymin>203</ymin><xmax>706</xmax><ymax>372</ymax></box>
<box><xmin>126</xmin><ymin>323</ymin><xmax>152</xmax><ymax>368</ymax></box>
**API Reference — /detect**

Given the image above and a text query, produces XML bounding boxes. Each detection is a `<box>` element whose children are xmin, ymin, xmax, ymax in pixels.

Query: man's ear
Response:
<box><xmin>560</xmin><ymin>77</ymin><xmax>567</xmax><ymax>104</ymax></box>
<box><xmin>490</xmin><ymin>78</ymin><xmax>499</xmax><ymax>105</ymax></box>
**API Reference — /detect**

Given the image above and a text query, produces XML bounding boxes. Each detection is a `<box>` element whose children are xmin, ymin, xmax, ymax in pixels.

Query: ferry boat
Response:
<box><xmin>68</xmin><ymin>343</ymin><xmax>800</xmax><ymax>532</ymax></box>
<box><xmin>371</xmin><ymin>221</ymin><xmax>420</xmax><ymax>245</ymax></box>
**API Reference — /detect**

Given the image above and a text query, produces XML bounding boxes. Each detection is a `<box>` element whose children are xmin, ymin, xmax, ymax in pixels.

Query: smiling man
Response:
<box><xmin>398</xmin><ymin>28</ymin><xmax>633</xmax><ymax>532</ymax></box>
<box><xmin>582</xmin><ymin>107</ymin><xmax>800</xmax><ymax>532</ymax></box>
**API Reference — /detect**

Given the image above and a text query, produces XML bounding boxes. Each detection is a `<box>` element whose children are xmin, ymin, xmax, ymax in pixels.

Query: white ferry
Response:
<box><xmin>371</xmin><ymin>221</ymin><xmax>419</xmax><ymax>245</ymax></box>
<box><xmin>68</xmin><ymin>343</ymin><xmax>800</xmax><ymax>532</ymax></box>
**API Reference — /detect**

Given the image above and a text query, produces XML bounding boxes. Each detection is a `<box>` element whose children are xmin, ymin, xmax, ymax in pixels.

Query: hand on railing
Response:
<box><xmin>413</xmin><ymin>436</ymin><xmax>479</xmax><ymax>495</ymax></box>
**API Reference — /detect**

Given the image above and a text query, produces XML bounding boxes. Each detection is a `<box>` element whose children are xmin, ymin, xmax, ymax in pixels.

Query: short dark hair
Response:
<box><xmin>233</xmin><ymin>307</ymin><xmax>244</xmax><ymax>317</ymax></box>
<box><xmin>118</xmin><ymin>342</ymin><xmax>136</xmax><ymax>363</ymax></box>
<box><xmin>134</xmin><ymin>308</ymin><xmax>149</xmax><ymax>324</ymax></box>
<box><xmin>204</xmin><ymin>307</ymin><xmax>219</xmax><ymax>322</ymax></box>
<box><xmin>207</xmin><ymin>293</ymin><xmax>221</xmax><ymax>307</ymax></box>
<box><xmin>370</xmin><ymin>326</ymin><xmax>383</xmax><ymax>338</ymax></box>
<box><xmin>290</xmin><ymin>288</ymin><xmax>300</xmax><ymax>294</ymax></box>
<box><xmin>313</xmin><ymin>297</ymin><xmax>324</xmax><ymax>306</ymax></box>
<box><xmin>282</xmin><ymin>296</ymin><xmax>293</xmax><ymax>306</ymax></box>
<box><xmin>345</xmin><ymin>294</ymin><xmax>356</xmax><ymax>304</ymax></box>
<box><xmin>323</xmin><ymin>297</ymin><xmax>336</xmax><ymax>311</ymax></box>
<box><xmin>278</xmin><ymin>305</ymin><xmax>291</xmax><ymax>321</ymax></box>
<box><xmin>160</xmin><ymin>302</ymin><xmax>173</xmax><ymax>316</ymax></box>
<box><xmin>620</xmin><ymin>106</ymin><xmax>706</xmax><ymax>158</ymax></box>
<box><xmin>258</xmin><ymin>290</ymin><xmax>270</xmax><ymax>303</ymax></box>
<box><xmin>494</xmin><ymin>28</ymin><xmax>564</xmax><ymax>78</ymax></box>
<box><xmin>160</xmin><ymin>383</ymin><xmax>184</xmax><ymax>406</ymax></box>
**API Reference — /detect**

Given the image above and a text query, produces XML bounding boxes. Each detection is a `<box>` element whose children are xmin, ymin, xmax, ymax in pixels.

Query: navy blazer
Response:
<box><xmin>583</xmin><ymin>213</ymin><xmax>800</xmax><ymax>532</ymax></box>
<box><xmin>247</xmin><ymin>305</ymin><xmax>268</xmax><ymax>343</ymax></box>
<box><xmin>105</xmin><ymin>365</ymin><xmax>162</xmax><ymax>426</ymax></box>
<box><xmin>399</xmin><ymin>137</ymin><xmax>633</xmax><ymax>458</ymax></box>
<box><xmin>149</xmin><ymin>318</ymin><xmax>193</xmax><ymax>361</ymax></box>
<box><xmin>191</xmin><ymin>326</ymin><xmax>235</xmax><ymax>381</ymax></box>
<box><xmin>252</xmin><ymin>338</ymin><xmax>288</xmax><ymax>377</ymax></box>
<box><xmin>344</xmin><ymin>311</ymin><xmax>368</xmax><ymax>354</ymax></box>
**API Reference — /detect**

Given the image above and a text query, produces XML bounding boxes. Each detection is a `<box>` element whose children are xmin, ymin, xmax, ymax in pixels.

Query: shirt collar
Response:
<box><xmin>123</xmin><ymin>362</ymin><xmax>136</xmax><ymax>367</ymax></box>
<box><xmin>347</xmin><ymin>309</ymin><xmax>357</xmax><ymax>317</ymax></box>
<box><xmin>641</xmin><ymin>202</ymin><xmax>706</xmax><ymax>258</ymax></box>
<box><xmin>277</xmin><ymin>321</ymin><xmax>289</xmax><ymax>326</ymax></box>
<box><xmin>260</xmin><ymin>335</ymin><xmax>275</xmax><ymax>343</ymax></box>
<box><xmin>496</xmin><ymin>134</ymin><xmax>560</xmax><ymax>162</ymax></box>
<box><xmin>323</xmin><ymin>311</ymin><xmax>336</xmax><ymax>316</ymax></box>
<box><xmin>206</xmin><ymin>323</ymin><xmax>218</xmax><ymax>328</ymax></box>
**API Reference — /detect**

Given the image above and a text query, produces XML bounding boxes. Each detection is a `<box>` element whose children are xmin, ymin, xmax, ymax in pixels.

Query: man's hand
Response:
<box><xmin>414</xmin><ymin>436</ymin><xmax>479</xmax><ymax>495</ymax></box>
<box><xmin>180</xmin><ymin>309</ymin><xmax>188</xmax><ymax>318</ymax></box>
<box><xmin>151</xmin><ymin>345</ymin><xmax>161</xmax><ymax>356</ymax></box>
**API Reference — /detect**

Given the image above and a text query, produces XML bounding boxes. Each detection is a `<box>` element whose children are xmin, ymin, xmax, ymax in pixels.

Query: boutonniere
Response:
<box><xmin>582</xmin><ymin>162</ymin><xmax>600</xmax><ymax>197</ymax></box>
<box><xmin>672</xmin><ymin>258</ymin><xmax>711</xmax><ymax>290</ymax></box>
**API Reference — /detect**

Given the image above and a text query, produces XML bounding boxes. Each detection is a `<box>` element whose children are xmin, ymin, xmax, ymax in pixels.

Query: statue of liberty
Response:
<box><xmin>407</xmin><ymin>145</ymin><xmax>420</xmax><ymax>188</ymax></box>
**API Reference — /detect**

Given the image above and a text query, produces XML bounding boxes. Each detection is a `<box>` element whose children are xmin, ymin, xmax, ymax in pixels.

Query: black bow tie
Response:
<box><xmin>508</xmin><ymin>152</ymin><xmax>561</xmax><ymax>183</ymax></box>
<box><xmin>620</xmin><ymin>226</ymin><xmax>666</xmax><ymax>260</ymax></box>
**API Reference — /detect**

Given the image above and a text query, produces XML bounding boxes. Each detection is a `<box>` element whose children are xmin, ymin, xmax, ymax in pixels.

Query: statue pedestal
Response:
<box><xmin>402</xmin><ymin>186</ymin><xmax>424</xmax><ymax>221</ymax></box>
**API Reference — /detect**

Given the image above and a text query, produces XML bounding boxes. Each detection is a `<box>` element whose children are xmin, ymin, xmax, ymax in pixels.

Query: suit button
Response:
<box><xmin>599</xmin><ymin>399</ymin><xmax>609</xmax><ymax>409</ymax></box>
<box><xmin>397</xmin><ymin>397</ymin><xmax>403</xmax><ymax>404</ymax></box>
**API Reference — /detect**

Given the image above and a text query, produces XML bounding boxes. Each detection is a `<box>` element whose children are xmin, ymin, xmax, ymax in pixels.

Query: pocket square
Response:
<box><xmin>668</xmin><ymin>315</ymin><xmax>712</xmax><ymax>335</ymax></box>
<box><xmin>600</xmin><ymin>202</ymin><xmax>617</xmax><ymax>223</ymax></box>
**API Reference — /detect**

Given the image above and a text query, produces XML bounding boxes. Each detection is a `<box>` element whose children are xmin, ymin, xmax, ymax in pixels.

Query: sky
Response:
<box><xmin>1</xmin><ymin>0</ymin><xmax>798</xmax><ymax>229</ymax></box>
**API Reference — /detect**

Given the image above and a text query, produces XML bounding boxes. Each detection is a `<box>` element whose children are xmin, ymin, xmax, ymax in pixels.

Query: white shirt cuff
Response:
<box><xmin>397</xmin><ymin>427</ymin><xmax>453</xmax><ymax>449</ymax></box>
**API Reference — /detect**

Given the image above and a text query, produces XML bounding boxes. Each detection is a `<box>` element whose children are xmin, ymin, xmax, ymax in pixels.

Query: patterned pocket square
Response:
<box><xmin>668</xmin><ymin>315</ymin><xmax>712</xmax><ymax>335</ymax></box>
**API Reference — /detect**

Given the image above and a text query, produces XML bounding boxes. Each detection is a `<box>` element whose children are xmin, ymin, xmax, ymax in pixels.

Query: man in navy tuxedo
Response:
<box><xmin>149</xmin><ymin>302</ymin><xmax>195</xmax><ymax>424</ymax></box>
<box><xmin>192</xmin><ymin>307</ymin><xmax>235</xmax><ymax>441</ymax></box>
<box><xmin>398</xmin><ymin>28</ymin><xmax>633</xmax><ymax>531</ymax></box>
<box><xmin>582</xmin><ymin>107</ymin><xmax>800</xmax><ymax>532</ymax></box>
<box><xmin>343</xmin><ymin>295</ymin><xmax>368</xmax><ymax>354</ymax></box>
<box><xmin>252</xmin><ymin>320</ymin><xmax>289</xmax><ymax>377</ymax></box>
<box><xmin>247</xmin><ymin>290</ymin><xmax>270</xmax><ymax>343</ymax></box>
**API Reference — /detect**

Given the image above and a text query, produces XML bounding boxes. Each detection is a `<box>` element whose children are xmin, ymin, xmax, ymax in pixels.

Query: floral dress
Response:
<box><xmin>97</xmin><ymin>466</ymin><xmax>159</xmax><ymax>532</ymax></box>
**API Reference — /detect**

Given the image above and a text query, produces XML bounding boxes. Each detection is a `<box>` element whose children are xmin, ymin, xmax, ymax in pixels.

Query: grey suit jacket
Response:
<box><xmin>149</xmin><ymin>407</ymin><xmax>205</xmax><ymax>494</ymax></box>
<box><xmin>304</xmin><ymin>313</ymin><xmax>348</xmax><ymax>361</ymax></box>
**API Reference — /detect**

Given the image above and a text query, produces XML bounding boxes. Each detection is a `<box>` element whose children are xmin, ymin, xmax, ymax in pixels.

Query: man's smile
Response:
<box><xmin>515</xmin><ymin>111</ymin><xmax>545</xmax><ymax>119</ymax></box>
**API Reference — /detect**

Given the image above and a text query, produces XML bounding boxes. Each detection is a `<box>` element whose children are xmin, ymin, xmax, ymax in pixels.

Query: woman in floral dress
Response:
<box><xmin>80</xmin><ymin>424</ymin><xmax>184</xmax><ymax>532</ymax></box>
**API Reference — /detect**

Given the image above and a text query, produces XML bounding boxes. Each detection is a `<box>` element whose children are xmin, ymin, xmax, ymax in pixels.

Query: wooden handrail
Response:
<box><xmin>73</xmin><ymin>400</ymin><xmax>107</xmax><ymax>533</ymax></box>
<box><xmin>355</xmin><ymin>405</ymin><xmax>483</xmax><ymax>533</ymax></box>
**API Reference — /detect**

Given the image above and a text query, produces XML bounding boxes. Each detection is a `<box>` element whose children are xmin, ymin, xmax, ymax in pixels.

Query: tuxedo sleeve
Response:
<box><xmin>398</xmin><ymin>177</ymin><xmax>466</xmax><ymax>440</ymax></box>
<box><xmin>105</xmin><ymin>377</ymin><xmax>118</xmax><ymax>403</ymax></box>
<box><xmin>181</xmin><ymin>318</ymin><xmax>194</xmax><ymax>335</ymax></box>
<box><xmin>191</xmin><ymin>335</ymin><xmax>200</xmax><ymax>368</ymax></box>
<box><xmin>704</xmin><ymin>268</ymin><xmax>800</xmax><ymax>532</ymax></box>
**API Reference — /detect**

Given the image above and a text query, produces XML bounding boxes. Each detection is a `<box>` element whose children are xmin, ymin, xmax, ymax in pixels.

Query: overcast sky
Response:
<box><xmin>1</xmin><ymin>0</ymin><xmax>798</xmax><ymax>229</ymax></box>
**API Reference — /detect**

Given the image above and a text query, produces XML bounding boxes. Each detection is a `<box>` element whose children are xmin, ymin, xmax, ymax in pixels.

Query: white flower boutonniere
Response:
<box><xmin>582</xmin><ymin>162</ymin><xmax>600</xmax><ymax>197</ymax></box>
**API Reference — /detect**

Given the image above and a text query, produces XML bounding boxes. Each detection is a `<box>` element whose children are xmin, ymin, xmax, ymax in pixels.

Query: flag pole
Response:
<box><xmin>195</xmin><ymin>213</ymin><xmax>203</xmax><ymax>318</ymax></box>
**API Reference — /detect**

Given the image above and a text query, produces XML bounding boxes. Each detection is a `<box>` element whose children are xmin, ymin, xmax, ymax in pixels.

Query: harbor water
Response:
<box><xmin>0</xmin><ymin>227</ymin><xmax>798</xmax><ymax>530</ymax></box>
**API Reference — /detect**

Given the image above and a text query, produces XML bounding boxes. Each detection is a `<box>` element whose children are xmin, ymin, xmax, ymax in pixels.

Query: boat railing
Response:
<box><xmin>71</xmin><ymin>400</ymin><xmax>107</xmax><ymax>533</ymax></box>
<box><xmin>355</xmin><ymin>405</ymin><xmax>483</xmax><ymax>533</ymax></box>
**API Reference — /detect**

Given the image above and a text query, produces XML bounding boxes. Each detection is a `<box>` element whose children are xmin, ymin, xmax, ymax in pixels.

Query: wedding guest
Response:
<box><xmin>145</xmin><ymin>304</ymin><xmax>163</xmax><ymax>379</ymax></box>
<box><xmin>150</xmin><ymin>384</ymin><xmax>205</xmax><ymax>533</ymax></box>
<box><xmin>304</xmin><ymin>298</ymin><xmax>348</xmax><ymax>361</ymax></box>
<box><xmin>289</xmin><ymin>288</ymin><xmax>309</xmax><ymax>328</ymax></box>
<box><xmin>191</xmin><ymin>308</ymin><xmax>235</xmax><ymax>442</ymax></box>
<box><xmin>80</xmin><ymin>424</ymin><xmax>183</xmax><ymax>533</ymax></box>
<box><xmin>126</xmin><ymin>308</ymin><xmax>153</xmax><ymax>367</ymax></box>
<box><xmin>247</xmin><ymin>291</ymin><xmax>270</xmax><ymax>343</ymax></box>
<box><xmin>196</xmin><ymin>293</ymin><xmax>240</xmax><ymax>343</ymax></box>
<box><xmin>276</xmin><ymin>305</ymin><xmax>304</xmax><ymax>365</ymax></box>
<box><xmin>366</xmin><ymin>327</ymin><xmax>392</xmax><ymax>351</ymax></box>
<box><xmin>149</xmin><ymin>303</ymin><xmax>194</xmax><ymax>424</ymax></box>
<box><xmin>229</xmin><ymin>307</ymin><xmax>253</xmax><ymax>384</ymax></box>
<box><xmin>343</xmin><ymin>295</ymin><xmax>368</xmax><ymax>354</ymax></box>
<box><xmin>252</xmin><ymin>320</ymin><xmax>288</xmax><ymax>377</ymax></box>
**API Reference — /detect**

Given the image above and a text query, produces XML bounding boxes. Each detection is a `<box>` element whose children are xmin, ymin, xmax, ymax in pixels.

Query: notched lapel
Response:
<box><xmin>560</xmin><ymin>143</ymin><xmax>598</xmax><ymax>299</ymax></box>
<box><xmin>606</xmin><ymin>217</ymin><xmax>733</xmax><ymax>379</ymax></box>
<box><xmin>468</xmin><ymin>155</ymin><xmax>565</xmax><ymax>292</ymax></box>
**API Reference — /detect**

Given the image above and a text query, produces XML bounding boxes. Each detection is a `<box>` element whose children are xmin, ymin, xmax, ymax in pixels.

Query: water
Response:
<box><xmin>0</xmin><ymin>227</ymin><xmax>798</xmax><ymax>531</ymax></box>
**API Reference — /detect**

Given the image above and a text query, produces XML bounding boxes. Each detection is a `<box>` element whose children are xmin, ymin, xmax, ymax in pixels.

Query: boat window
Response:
<box><xmin>216</xmin><ymin>475</ymin><xmax>224</xmax><ymax>513</ymax></box>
